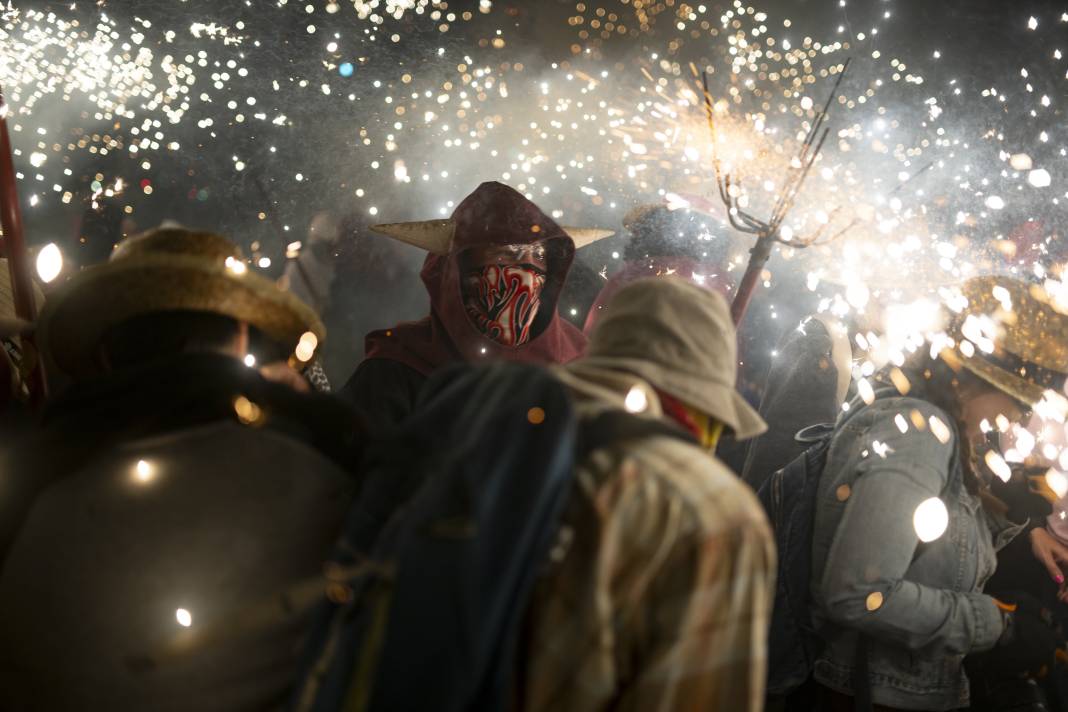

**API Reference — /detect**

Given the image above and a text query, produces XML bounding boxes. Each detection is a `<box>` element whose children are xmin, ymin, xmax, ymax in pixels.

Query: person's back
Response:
<box><xmin>0</xmin><ymin>366</ymin><xmax>353</xmax><ymax>709</ymax></box>
<box><xmin>0</xmin><ymin>227</ymin><xmax>362</xmax><ymax>710</ymax></box>
<box><xmin>518</xmin><ymin>363</ymin><xmax>773</xmax><ymax>712</ymax></box>
<box><xmin>513</xmin><ymin>277</ymin><xmax>775</xmax><ymax>712</ymax></box>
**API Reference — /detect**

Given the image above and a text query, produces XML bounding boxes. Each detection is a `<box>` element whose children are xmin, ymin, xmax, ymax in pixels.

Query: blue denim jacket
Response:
<box><xmin>810</xmin><ymin>395</ymin><xmax>1024</xmax><ymax>711</ymax></box>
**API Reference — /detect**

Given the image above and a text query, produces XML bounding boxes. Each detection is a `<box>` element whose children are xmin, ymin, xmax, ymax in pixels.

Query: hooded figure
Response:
<box><xmin>740</xmin><ymin>315</ymin><xmax>852</xmax><ymax>490</ymax></box>
<box><xmin>339</xmin><ymin>181</ymin><xmax>611</xmax><ymax>425</ymax></box>
<box><xmin>516</xmin><ymin>277</ymin><xmax>774</xmax><ymax>712</ymax></box>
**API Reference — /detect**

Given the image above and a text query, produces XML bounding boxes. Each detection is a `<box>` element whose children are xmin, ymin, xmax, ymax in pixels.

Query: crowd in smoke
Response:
<box><xmin>1</xmin><ymin>175</ymin><xmax>1068</xmax><ymax>710</ymax></box>
<box><xmin>1</xmin><ymin>1</ymin><xmax>1068</xmax><ymax>710</ymax></box>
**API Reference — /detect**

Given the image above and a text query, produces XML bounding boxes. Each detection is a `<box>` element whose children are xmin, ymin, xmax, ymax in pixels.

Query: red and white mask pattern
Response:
<box><xmin>464</xmin><ymin>264</ymin><xmax>546</xmax><ymax>346</ymax></box>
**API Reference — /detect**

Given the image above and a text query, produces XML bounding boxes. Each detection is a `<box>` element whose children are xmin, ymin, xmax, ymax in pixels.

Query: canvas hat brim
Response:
<box><xmin>581</xmin><ymin>355</ymin><xmax>767</xmax><ymax>440</ymax></box>
<box><xmin>39</xmin><ymin>254</ymin><xmax>324</xmax><ymax>380</ymax></box>
<box><xmin>941</xmin><ymin>347</ymin><xmax>1050</xmax><ymax>407</ymax></box>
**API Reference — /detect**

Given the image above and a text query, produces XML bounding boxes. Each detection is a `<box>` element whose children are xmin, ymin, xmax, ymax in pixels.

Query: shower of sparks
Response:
<box><xmin>3</xmin><ymin>1</ymin><xmax>1068</xmax><ymax>460</ymax></box>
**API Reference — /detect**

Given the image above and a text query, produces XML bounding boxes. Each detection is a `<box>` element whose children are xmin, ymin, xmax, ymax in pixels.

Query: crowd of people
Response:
<box><xmin>0</xmin><ymin>180</ymin><xmax>1067</xmax><ymax>712</ymax></box>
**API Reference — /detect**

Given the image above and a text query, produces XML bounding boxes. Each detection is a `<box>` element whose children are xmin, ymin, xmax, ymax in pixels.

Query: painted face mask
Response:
<box><xmin>463</xmin><ymin>263</ymin><xmax>547</xmax><ymax>346</ymax></box>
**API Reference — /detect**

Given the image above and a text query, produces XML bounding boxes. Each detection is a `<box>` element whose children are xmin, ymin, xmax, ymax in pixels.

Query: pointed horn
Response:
<box><xmin>370</xmin><ymin>220</ymin><xmax>455</xmax><ymax>254</ymax></box>
<box><xmin>563</xmin><ymin>227</ymin><xmax>615</xmax><ymax>249</ymax></box>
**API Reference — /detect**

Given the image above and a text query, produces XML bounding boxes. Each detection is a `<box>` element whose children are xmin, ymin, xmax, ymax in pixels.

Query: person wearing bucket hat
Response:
<box><xmin>806</xmin><ymin>275</ymin><xmax>1068</xmax><ymax>711</ymax></box>
<box><xmin>514</xmin><ymin>277</ymin><xmax>775</xmax><ymax>712</ymax></box>
<box><xmin>337</xmin><ymin>181</ymin><xmax>613</xmax><ymax>426</ymax></box>
<box><xmin>0</xmin><ymin>226</ymin><xmax>367</xmax><ymax>710</ymax></box>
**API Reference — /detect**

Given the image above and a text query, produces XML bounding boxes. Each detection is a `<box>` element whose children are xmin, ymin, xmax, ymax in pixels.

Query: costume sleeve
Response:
<box><xmin>617</xmin><ymin>481</ymin><xmax>776</xmax><ymax>712</ymax></box>
<box><xmin>818</xmin><ymin>401</ymin><xmax>1005</xmax><ymax>654</ymax></box>
<box><xmin>337</xmin><ymin>358</ymin><xmax>424</xmax><ymax>429</ymax></box>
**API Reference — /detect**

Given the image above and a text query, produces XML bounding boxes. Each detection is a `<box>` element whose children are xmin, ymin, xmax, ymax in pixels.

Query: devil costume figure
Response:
<box><xmin>339</xmin><ymin>181</ymin><xmax>611</xmax><ymax>425</ymax></box>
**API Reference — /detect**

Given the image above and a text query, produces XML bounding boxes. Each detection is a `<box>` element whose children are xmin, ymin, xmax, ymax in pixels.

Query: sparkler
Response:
<box><xmin>701</xmin><ymin>60</ymin><xmax>855</xmax><ymax>325</ymax></box>
<box><xmin>0</xmin><ymin>85</ymin><xmax>46</xmax><ymax>402</ymax></box>
<box><xmin>0</xmin><ymin>1</ymin><xmax>1065</xmax><ymax>458</ymax></box>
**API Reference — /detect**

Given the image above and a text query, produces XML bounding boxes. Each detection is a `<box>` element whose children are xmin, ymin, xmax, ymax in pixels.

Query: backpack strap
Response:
<box><xmin>793</xmin><ymin>422</ymin><xmax>835</xmax><ymax>444</ymax></box>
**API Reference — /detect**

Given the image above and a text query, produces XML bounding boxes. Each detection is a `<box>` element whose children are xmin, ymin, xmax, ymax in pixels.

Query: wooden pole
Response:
<box><xmin>729</xmin><ymin>233</ymin><xmax>773</xmax><ymax>325</ymax></box>
<box><xmin>0</xmin><ymin>86</ymin><xmax>48</xmax><ymax>402</ymax></box>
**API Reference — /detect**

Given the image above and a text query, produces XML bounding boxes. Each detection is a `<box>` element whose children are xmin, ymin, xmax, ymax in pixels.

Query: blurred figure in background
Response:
<box><xmin>277</xmin><ymin>211</ymin><xmax>345</xmax><ymax>392</ymax></box>
<box><xmin>338</xmin><ymin>181</ymin><xmax>610</xmax><ymax>426</ymax></box>
<box><xmin>280</xmin><ymin>211</ymin><xmax>339</xmax><ymax>319</ymax></box>
<box><xmin>0</xmin><ymin>227</ymin><xmax>364</xmax><ymax>711</ymax></box>
<box><xmin>583</xmin><ymin>203</ymin><xmax>736</xmax><ymax>332</ymax></box>
<box><xmin>317</xmin><ymin>214</ymin><xmax>429</xmax><ymax>387</ymax></box>
<box><xmin>741</xmin><ymin>314</ymin><xmax>853</xmax><ymax>491</ymax></box>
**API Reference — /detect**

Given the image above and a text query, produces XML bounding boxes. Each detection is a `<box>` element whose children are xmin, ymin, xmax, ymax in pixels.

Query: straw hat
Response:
<box><xmin>942</xmin><ymin>276</ymin><xmax>1068</xmax><ymax>406</ymax></box>
<box><xmin>38</xmin><ymin>227</ymin><xmax>324</xmax><ymax>380</ymax></box>
<box><xmin>584</xmin><ymin>276</ymin><xmax>767</xmax><ymax>440</ymax></box>
<box><xmin>0</xmin><ymin>257</ymin><xmax>44</xmax><ymax>339</ymax></box>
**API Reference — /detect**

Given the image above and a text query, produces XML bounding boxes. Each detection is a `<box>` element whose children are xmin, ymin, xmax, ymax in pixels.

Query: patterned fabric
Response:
<box><xmin>464</xmin><ymin>264</ymin><xmax>546</xmax><ymax>347</ymax></box>
<box><xmin>304</xmin><ymin>357</ymin><xmax>332</xmax><ymax>393</ymax></box>
<box><xmin>513</xmin><ymin>364</ymin><xmax>775</xmax><ymax>712</ymax></box>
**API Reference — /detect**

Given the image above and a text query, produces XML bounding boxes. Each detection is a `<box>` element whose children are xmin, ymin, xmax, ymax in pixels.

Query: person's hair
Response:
<box><xmin>99</xmin><ymin>310</ymin><xmax>243</xmax><ymax>371</ymax></box>
<box><xmin>623</xmin><ymin>209</ymin><xmax>728</xmax><ymax>263</ymax></box>
<box><xmin>895</xmin><ymin>348</ymin><xmax>998</xmax><ymax>493</ymax></box>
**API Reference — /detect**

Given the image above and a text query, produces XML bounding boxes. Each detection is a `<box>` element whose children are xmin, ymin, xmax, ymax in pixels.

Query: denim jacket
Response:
<box><xmin>810</xmin><ymin>394</ymin><xmax>1025</xmax><ymax>711</ymax></box>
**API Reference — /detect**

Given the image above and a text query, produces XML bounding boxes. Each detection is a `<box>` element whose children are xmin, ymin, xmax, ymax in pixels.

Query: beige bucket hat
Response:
<box><xmin>38</xmin><ymin>227</ymin><xmax>324</xmax><ymax>380</ymax></box>
<box><xmin>584</xmin><ymin>276</ymin><xmax>767</xmax><ymax>440</ymax></box>
<box><xmin>942</xmin><ymin>275</ymin><xmax>1068</xmax><ymax>406</ymax></box>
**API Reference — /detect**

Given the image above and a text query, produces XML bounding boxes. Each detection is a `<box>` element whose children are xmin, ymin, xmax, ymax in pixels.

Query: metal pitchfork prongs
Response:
<box><xmin>699</xmin><ymin>59</ymin><xmax>856</xmax><ymax>324</ymax></box>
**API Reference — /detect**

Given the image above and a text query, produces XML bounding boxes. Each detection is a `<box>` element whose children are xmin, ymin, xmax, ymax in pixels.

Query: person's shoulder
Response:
<box><xmin>858</xmin><ymin>395</ymin><xmax>956</xmax><ymax>442</ymax></box>
<box><xmin>249</xmin><ymin>376</ymin><xmax>368</xmax><ymax>470</ymax></box>
<box><xmin>630</xmin><ymin>436</ymin><xmax>770</xmax><ymax>534</ymax></box>
<box><xmin>340</xmin><ymin>357</ymin><xmax>425</xmax><ymax>407</ymax></box>
<box><xmin>352</xmin><ymin>356</ymin><xmax>424</xmax><ymax>380</ymax></box>
<box><xmin>871</xmin><ymin>394</ymin><xmax>949</xmax><ymax>418</ymax></box>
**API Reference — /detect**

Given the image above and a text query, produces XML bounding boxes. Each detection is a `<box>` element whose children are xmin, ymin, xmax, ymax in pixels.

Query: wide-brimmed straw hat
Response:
<box><xmin>584</xmin><ymin>276</ymin><xmax>767</xmax><ymax>440</ymax></box>
<box><xmin>39</xmin><ymin>227</ymin><xmax>324</xmax><ymax>380</ymax></box>
<box><xmin>942</xmin><ymin>275</ymin><xmax>1068</xmax><ymax>406</ymax></box>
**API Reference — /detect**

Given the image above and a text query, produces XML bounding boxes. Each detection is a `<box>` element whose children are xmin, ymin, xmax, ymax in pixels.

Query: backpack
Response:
<box><xmin>756</xmin><ymin>422</ymin><xmax>837</xmax><ymax>695</ymax></box>
<box><xmin>757</xmin><ymin>388</ymin><xmax>897</xmax><ymax>697</ymax></box>
<box><xmin>291</xmin><ymin>362</ymin><xmax>695</xmax><ymax>712</ymax></box>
